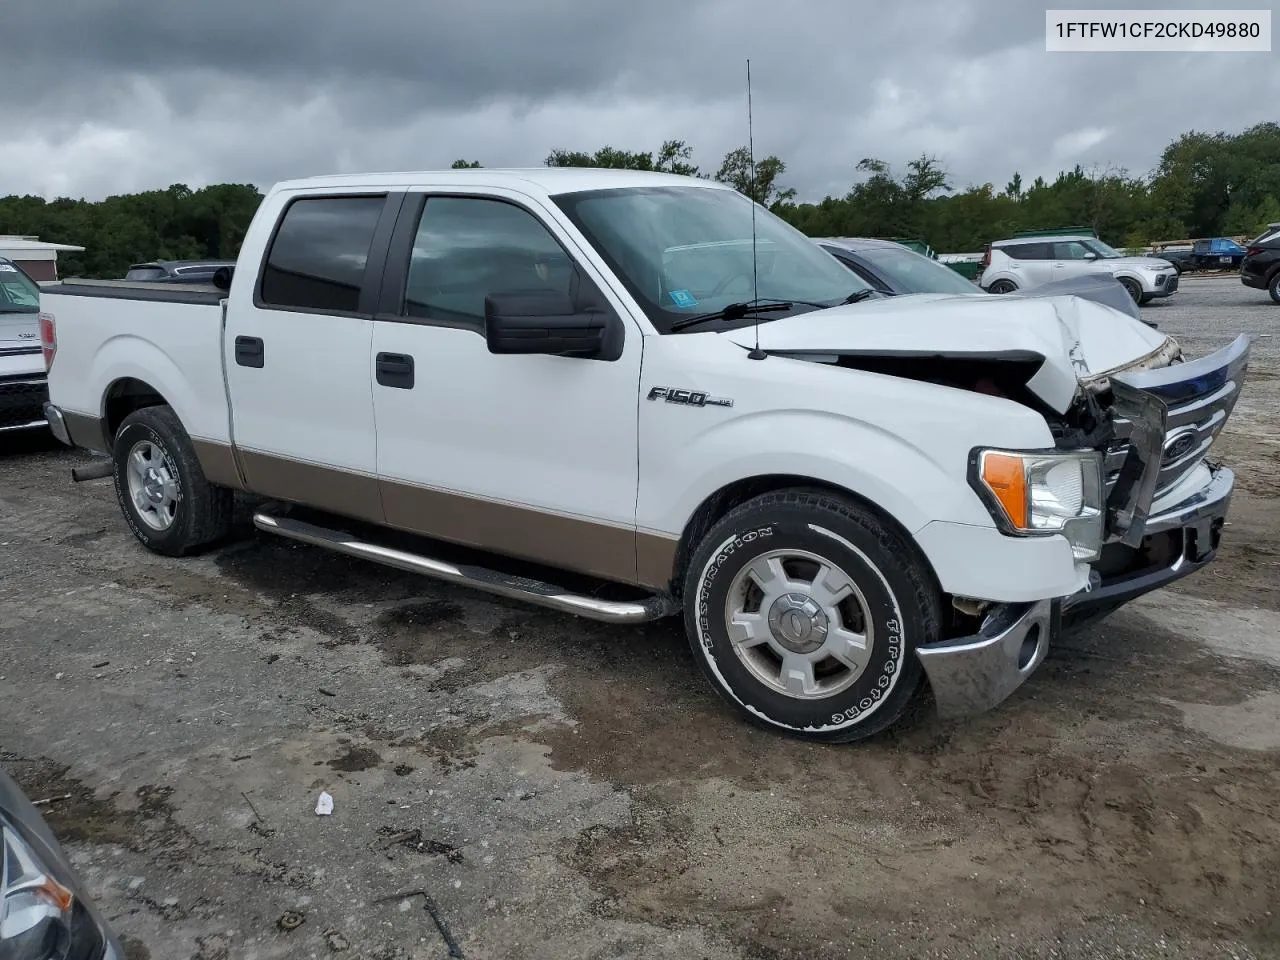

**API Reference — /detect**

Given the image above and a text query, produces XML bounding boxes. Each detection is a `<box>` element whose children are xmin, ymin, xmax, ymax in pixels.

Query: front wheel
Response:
<box><xmin>1119</xmin><ymin>277</ymin><xmax>1143</xmax><ymax>304</ymax></box>
<box><xmin>112</xmin><ymin>405</ymin><xmax>233</xmax><ymax>557</ymax></box>
<box><xmin>683</xmin><ymin>489</ymin><xmax>942</xmax><ymax>742</ymax></box>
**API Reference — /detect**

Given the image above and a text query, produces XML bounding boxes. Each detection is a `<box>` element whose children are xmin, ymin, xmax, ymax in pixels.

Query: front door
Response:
<box><xmin>223</xmin><ymin>191</ymin><xmax>399</xmax><ymax>521</ymax></box>
<box><xmin>368</xmin><ymin>189</ymin><xmax>645</xmax><ymax>583</ymax></box>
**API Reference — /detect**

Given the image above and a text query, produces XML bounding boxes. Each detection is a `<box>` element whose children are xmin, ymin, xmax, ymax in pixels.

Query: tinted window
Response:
<box><xmin>855</xmin><ymin>246</ymin><xmax>980</xmax><ymax>295</ymax></box>
<box><xmin>125</xmin><ymin>266</ymin><xmax>166</xmax><ymax>281</ymax></box>
<box><xmin>260</xmin><ymin>196</ymin><xmax>384</xmax><ymax>313</ymax></box>
<box><xmin>403</xmin><ymin>197</ymin><xmax>575</xmax><ymax>325</ymax></box>
<box><xmin>0</xmin><ymin>260</ymin><xmax>41</xmax><ymax>313</ymax></box>
<box><xmin>1003</xmin><ymin>242</ymin><xmax>1051</xmax><ymax>260</ymax></box>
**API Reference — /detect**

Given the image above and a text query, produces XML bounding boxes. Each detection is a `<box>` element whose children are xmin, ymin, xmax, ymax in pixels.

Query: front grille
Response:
<box><xmin>1155</xmin><ymin>274</ymin><xmax>1166</xmax><ymax>288</ymax></box>
<box><xmin>0</xmin><ymin>376</ymin><xmax>48</xmax><ymax>430</ymax></box>
<box><xmin>1103</xmin><ymin>359</ymin><xmax>1244</xmax><ymax>503</ymax></box>
<box><xmin>1166</xmin><ymin>274</ymin><xmax>1180</xmax><ymax>293</ymax></box>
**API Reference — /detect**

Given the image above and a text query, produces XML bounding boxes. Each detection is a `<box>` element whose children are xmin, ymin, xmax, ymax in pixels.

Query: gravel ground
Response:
<box><xmin>1</xmin><ymin>276</ymin><xmax>1277</xmax><ymax>960</ymax></box>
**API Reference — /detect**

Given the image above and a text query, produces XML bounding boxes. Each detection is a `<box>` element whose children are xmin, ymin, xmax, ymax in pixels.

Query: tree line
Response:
<box><xmin>2</xmin><ymin>123</ymin><xmax>1276</xmax><ymax>279</ymax></box>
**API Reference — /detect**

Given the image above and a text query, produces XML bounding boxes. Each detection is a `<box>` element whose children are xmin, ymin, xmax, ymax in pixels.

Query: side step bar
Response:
<box><xmin>252</xmin><ymin>511</ymin><xmax>679</xmax><ymax>625</ymax></box>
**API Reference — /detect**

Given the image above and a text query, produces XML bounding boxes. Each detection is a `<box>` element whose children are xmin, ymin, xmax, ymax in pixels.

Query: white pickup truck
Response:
<box><xmin>40</xmin><ymin>169</ymin><xmax>1250</xmax><ymax>742</ymax></box>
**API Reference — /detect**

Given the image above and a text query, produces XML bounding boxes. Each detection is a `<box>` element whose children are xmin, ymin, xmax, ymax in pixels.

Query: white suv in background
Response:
<box><xmin>979</xmin><ymin>235</ymin><xmax>1179</xmax><ymax>306</ymax></box>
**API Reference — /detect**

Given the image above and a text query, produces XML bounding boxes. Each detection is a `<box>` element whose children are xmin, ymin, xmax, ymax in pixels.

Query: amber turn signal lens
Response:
<box><xmin>980</xmin><ymin>452</ymin><xmax>1028</xmax><ymax>529</ymax></box>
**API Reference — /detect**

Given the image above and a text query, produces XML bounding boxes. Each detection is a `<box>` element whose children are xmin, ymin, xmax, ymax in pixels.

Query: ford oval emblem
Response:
<box><xmin>1162</xmin><ymin>429</ymin><xmax>1197</xmax><ymax>464</ymax></box>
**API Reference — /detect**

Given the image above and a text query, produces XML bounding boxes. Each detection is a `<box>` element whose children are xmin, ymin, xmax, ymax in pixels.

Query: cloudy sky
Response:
<box><xmin>0</xmin><ymin>0</ymin><xmax>1275</xmax><ymax>203</ymax></box>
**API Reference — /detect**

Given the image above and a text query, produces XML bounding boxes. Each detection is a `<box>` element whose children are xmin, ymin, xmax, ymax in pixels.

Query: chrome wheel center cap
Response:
<box><xmin>767</xmin><ymin>593</ymin><xmax>828</xmax><ymax>654</ymax></box>
<box><xmin>143</xmin><ymin>469</ymin><xmax>165</xmax><ymax>503</ymax></box>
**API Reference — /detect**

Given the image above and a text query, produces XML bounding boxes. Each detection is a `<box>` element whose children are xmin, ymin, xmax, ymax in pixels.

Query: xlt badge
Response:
<box><xmin>647</xmin><ymin>386</ymin><xmax>733</xmax><ymax>408</ymax></box>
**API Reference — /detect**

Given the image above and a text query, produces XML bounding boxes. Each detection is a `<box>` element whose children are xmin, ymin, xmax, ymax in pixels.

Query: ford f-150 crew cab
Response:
<box><xmin>39</xmin><ymin>169</ymin><xmax>1250</xmax><ymax>742</ymax></box>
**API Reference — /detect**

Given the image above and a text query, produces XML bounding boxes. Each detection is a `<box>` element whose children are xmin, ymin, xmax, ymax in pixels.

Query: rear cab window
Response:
<box><xmin>258</xmin><ymin>195</ymin><xmax>386</xmax><ymax>313</ymax></box>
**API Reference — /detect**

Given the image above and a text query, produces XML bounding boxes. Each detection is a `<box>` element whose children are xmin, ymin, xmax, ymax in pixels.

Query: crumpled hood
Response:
<box><xmin>723</xmin><ymin>292</ymin><xmax>1174</xmax><ymax>413</ymax></box>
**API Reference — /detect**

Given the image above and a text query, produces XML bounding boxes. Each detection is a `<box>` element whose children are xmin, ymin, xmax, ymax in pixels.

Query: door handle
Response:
<box><xmin>235</xmin><ymin>336</ymin><xmax>264</xmax><ymax>368</ymax></box>
<box><xmin>376</xmin><ymin>352</ymin><xmax>414</xmax><ymax>389</ymax></box>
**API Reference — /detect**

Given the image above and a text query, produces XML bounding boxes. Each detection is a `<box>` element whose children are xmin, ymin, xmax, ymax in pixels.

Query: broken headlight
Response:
<box><xmin>972</xmin><ymin>448</ymin><xmax>1105</xmax><ymax>562</ymax></box>
<box><xmin>1</xmin><ymin>820</ymin><xmax>113</xmax><ymax>960</ymax></box>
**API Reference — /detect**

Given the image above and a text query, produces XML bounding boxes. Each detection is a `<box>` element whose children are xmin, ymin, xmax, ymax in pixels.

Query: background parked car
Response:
<box><xmin>1151</xmin><ymin>244</ymin><xmax>1196</xmax><ymax>274</ymax></box>
<box><xmin>124</xmin><ymin>259</ymin><xmax>236</xmax><ymax>284</ymax></box>
<box><xmin>818</xmin><ymin>237</ymin><xmax>1150</xmax><ymax>324</ymax></box>
<box><xmin>1192</xmin><ymin>237</ymin><xmax>1247</xmax><ymax>270</ymax></box>
<box><xmin>0</xmin><ymin>256</ymin><xmax>50</xmax><ymax>434</ymax></box>
<box><xmin>1240</xmin><ymin>222</ymin><xmax>1280</xmax><ymax>303</ymax></box>
<box><xmin>0</xmin><ymin>766</ymin><xmax>124</xmax><ymax>957</ymax></box>
<box><xmin>978</xmin><ymin>233</ymin><xmax>1178</xmax><ymax>305</ymax></box>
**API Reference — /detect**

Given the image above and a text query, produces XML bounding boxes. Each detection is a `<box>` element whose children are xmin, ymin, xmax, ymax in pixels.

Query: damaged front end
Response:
<box><xmin>917</xmin><ymin>333</ymin><xmax>1251</xmax><ymax>718</ymax></box>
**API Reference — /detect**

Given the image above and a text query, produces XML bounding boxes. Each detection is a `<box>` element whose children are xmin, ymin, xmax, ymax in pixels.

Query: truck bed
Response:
<box><xmin>41</xmin><ymin>278</ymin><xmax>226</xmax><ymax>307</ymax></box>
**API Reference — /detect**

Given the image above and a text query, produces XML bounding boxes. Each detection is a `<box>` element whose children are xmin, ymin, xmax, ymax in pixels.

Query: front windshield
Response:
<box><xmin>0</xmin><ymin>261</ymin><xmax>40</xmax><ymax>313</ymax></box>
<box><xmin>552</xmin><ymin>185</ymin><xmax>871</xmax><ymax>333</ymax></box>
<box><xmin>856</xmin><ymin>246</ymin><xmax>981</xmax><ymax>295</ymax></box>
<box><xmin>1083</xmin><ymin>238</ymin><xmax>1123</xmax><ymax>259</ymax></box>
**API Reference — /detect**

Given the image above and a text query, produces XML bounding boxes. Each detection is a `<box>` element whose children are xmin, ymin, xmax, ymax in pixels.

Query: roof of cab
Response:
<box><xmin>269</xmin><ymin>167</ymin><xmax>732</xmax><ymax>197</ymax></box>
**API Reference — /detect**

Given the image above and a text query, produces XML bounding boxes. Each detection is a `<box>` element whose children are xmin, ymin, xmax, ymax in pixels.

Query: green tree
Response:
<box><xmin>715</xmin><ymin>147</ymin><xmax>795</xmax><ymax>207</ymax></box>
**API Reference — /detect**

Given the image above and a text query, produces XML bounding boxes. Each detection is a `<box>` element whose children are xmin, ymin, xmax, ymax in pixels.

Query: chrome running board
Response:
<box><xmin>252</xmin><ymin>510</ymin><xmax>678</xmax><ymax>624</ymax></box>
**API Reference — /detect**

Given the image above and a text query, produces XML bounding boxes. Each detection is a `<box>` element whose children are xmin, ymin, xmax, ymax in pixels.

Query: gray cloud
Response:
<box><xmin>0</xmin><ymin>0</ymin><xmax>1275</xmax><ymax>203</ymax></box>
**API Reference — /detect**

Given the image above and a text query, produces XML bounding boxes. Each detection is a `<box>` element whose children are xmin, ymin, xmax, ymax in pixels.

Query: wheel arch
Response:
<box><xmin>668</xmin><ymin>474</ymin><xmax>943</xmax><ymax>603</ymax></box>
<box><xmin>102</xmin><ymin>376</ymin><xmax>172</xmax><ymax>444</ymax></box>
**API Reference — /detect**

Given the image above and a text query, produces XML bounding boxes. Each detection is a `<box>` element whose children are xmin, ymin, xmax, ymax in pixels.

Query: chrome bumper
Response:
<box><xmin>43</xmin><ymin>401</ymin><xmax>71</xmax><ymax>445</ymax></box>
<box><xmin>916</xmin><ymin>600</ymin><xmax>1055</xmax><ymax>719</ymax></box>
<box><xmin>918</xmin><ymin>462</ymin><xmax>1235</xmax><ymax>719</ymax></box>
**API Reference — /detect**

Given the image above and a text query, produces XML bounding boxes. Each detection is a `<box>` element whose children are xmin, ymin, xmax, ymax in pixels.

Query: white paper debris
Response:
<box><xmin>315</xmin><ymin>791</ymin><xmax>334</xmax><ymax>816</ymax></box>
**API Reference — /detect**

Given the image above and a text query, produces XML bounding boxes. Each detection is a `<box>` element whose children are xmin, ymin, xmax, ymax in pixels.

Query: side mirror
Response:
<box><xmin>1082</xmin><ymin>252</ymin><xmax>1099</xmax><ymax>261</ymax></box>
<box><xmin>484</xmin><ymin>290</ymin><xmax>606</xmax><ymax>358</ymax></box>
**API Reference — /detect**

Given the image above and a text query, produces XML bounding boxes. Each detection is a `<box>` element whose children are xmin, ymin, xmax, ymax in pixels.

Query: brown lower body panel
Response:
<box><xmin>238</xmin><ymin>450</ymin><xmax>677</xmax><ymax>589</ymax></box>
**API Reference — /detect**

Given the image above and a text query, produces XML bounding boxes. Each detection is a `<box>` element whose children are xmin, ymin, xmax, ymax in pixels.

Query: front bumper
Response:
<box><xmin>917</xmin><ymin>465</ymin><xmax>1233</xmax><ymax>719</ymax></box>
<box><xmin>918</xmin><ymin>333</ymin><xmax>1249</xmax><ymax>720</ymax></box>
<box><xmin>1146</xmin><ymin>272</ymin><xmax>1179</xmax><ymax>298</ymax></box>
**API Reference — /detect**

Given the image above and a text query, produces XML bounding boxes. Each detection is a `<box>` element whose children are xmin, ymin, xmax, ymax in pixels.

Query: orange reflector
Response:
<box><xmin>981</xmin><ymin>453</ymin><xmax>1028</xmax><ymax>529</ymax></box>
<box><xmin>37</xmin><ymin>875</ymin><xmax>75</xmax><ymax>913</ymax></box>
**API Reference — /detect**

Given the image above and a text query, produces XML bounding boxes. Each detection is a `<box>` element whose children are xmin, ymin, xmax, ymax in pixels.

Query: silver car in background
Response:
<box><xmin>978</xmin><ymin>234</ymin><xmax>1178</xmax><ymax>306</ymax></box>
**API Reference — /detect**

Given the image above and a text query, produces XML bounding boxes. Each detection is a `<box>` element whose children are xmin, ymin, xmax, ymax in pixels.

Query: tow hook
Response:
<box><xmin>71</xmin><ymin>459</ymin><xmax>114</xmax><ymax>482</ymax></box>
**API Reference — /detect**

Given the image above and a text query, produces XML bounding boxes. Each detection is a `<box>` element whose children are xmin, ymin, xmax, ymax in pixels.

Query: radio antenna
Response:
<box><xmin>745</xmin><ymin>58</ymin><xmax>766</xmax><ymax>361</ymax></box>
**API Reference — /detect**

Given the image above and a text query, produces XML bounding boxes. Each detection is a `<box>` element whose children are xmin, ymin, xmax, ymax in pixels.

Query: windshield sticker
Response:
<box><xmin>668</xmin><ymin>289</ymin><xmax>698</xmax><ymax>308</ymax></box>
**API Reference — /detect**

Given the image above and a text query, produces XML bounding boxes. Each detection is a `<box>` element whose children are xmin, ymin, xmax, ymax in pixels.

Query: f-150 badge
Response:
<box><xmin>647</xmin><ymin>386</ymin><xmax>734</xmax><ymax>408</ymax></box>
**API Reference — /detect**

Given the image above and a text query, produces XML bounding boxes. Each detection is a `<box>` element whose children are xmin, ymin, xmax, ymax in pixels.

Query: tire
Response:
<box><xmin>987</xmin><ymin>279</ymin><xmax>1017</xmax><ymax>294</ymax></box>
<box><xmin>1269</xmin><ymin>270</ymin><xmax>1280</xmax><ymax>304</ymax></box>
<box><xmin>682</xmin><ymin>489</ymin><xmax>942</xmax><ymax>743</ymax></box>
<box><xmin>111</xmin><ymin>405</ymin><xmax>233</xmax><ymax>557</ymax></box>
<box><xmin>1119</xmin><ymin>277</ymin><xmax>1142</xmax><ymax>304</ymax></box>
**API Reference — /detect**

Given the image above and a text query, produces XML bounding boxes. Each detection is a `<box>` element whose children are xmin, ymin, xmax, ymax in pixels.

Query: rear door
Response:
<box><xmin>1004</xmin><ymin>242</ymin><xmax>1056</xmax><ymax>286</ymax></box>
<box><xmin>222</xmin><ymin>190</ymin><xmax>402</xmax><ymax>521</ymax></box>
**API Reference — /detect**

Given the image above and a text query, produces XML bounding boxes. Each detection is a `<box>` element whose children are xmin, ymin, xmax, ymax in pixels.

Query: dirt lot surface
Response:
<box><xmin>2</xmin><ymin>277</ymin><xmax>1277</xmax><ymax>960</ymax></box>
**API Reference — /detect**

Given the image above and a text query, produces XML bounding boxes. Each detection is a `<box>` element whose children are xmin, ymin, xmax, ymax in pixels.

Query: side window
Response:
<box><xmin>259</xmin><ymin>195</ymin><xmax>385</xmax><ymax>313</ymax></box>
<box><xmin>402</xmin><ymin>197</ymin><xmax>577</xmax><ymax>325</ymax></box>
<box><xmin>1053</xmin><ymin>241</ymin><xmax>1092</xmax><ymax>260</ymax></box>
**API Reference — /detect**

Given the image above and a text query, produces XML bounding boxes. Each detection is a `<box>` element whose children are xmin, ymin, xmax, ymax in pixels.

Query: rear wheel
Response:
<box><xmin>112</xmin><ymin>405</ymin><xmax>232</xmax><ymax>556</ymax></box>
<box><xmin>1269</xmin><ymin>270</ymin><xmax>1280</xmax><ymax>304</ymax></box>
<box><xmin>682</xmin><ymin>489</ymin><xmax>942</xmax><ymax>742</ymax></box>
<box><xmin>1119</xmin><ymin>277</ymin><xmax>1143</xmax><ymax>304</ymax></box>
<box><xmin>987</xmin><ymin>279</ymin><xmax>1017</xmax><ymax>294</ymax></box>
